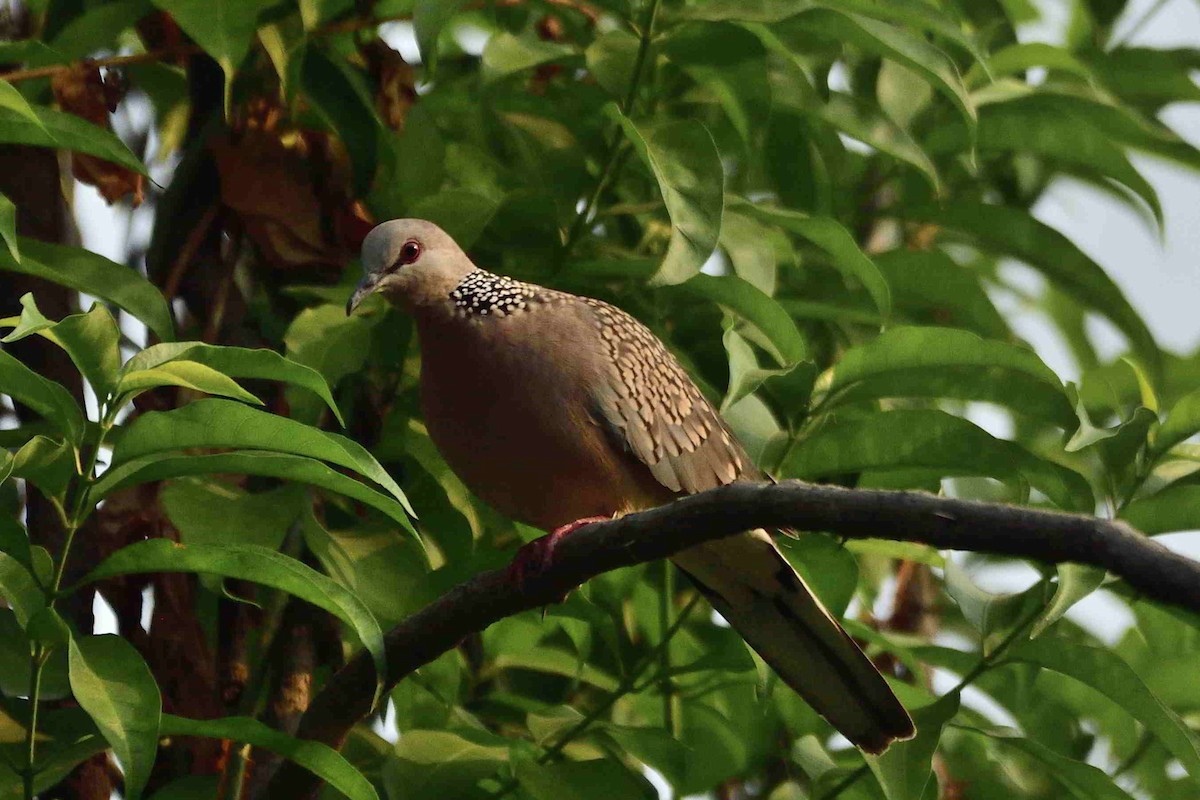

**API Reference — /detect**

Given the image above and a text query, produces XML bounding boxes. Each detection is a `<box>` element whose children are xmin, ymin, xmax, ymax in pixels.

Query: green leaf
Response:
<box><xmin>49</xmin><ymin>0</ymin><xmax>152</xmax><ymax>59</ymax></box>
<box><xmin>960</xmin><ymin>726</ymin><xmax>1135</xmax><ymax>800</ymax></box>
<box><xmin>0</xmin><ymin>194</ymin><xmax>15</xmax><ymax>263</ymax></box>
<box><xmin>720</xmin><ymin>328</ymin><xmax>809</xmax><ymax>412</ymax></box>
<box><xmin>0</xmin><ymin>610</ymin><xmax>62</xmax><ymax>698</ymax></box>
<box><xmin>414</xmin><ymin>0</ymin><xmax>471</xmax><ymax>75</ymax></box>
<box><xmin>1156</xmin><ymin>386</ymin><xmax>1200</xmax><ymax>458</ymax></box>
<box><xmin>127</xmin><ymin>341</ymin><xmax>343</xmax><ymax>425</ymax></box>
<box><xmin>676</xmin><ymin>1</ymin><xmax>812</xmax><ymax>23</ymax></box>
<box><xmin>845</xmin><ymin>539</ymin><xmax>944</xmax><ymax>567</ymax></box>
<box><xmin>1032</xmin><ymin>88</ymin><xmax>1200</xmax><ymax>173</ymax></box>
<box><xmin>976</xmin><ymin>42</ymin><xmax>1098</xmax><ymax>85</ymax></box>
<box><xmin>0</xmin><ymin>551</ymin><xmax>44</xmax><ymax>627</ymax></box>
<box><xmin>662</xmin><ymin>22</ymin><xmax>772</xmax><ymax>147</ymax></box>
<box><xmin>68</xmin><ymin>635</ymin><xmax>161</xmax><ymax>800</ymax></box>
<box><xmin>1030</xmin><ymin>564</ymin><xmax>1106</xmax><ymax>638</ymax></box>
<box><xmin>482</xmin><ymin>32</ymin><xmax>577</xmax><ymax>83</ymax></box>
<box><xmin>77</xmin><ymin>540</ymin><xmax>387</xmax><ymax>704</ymax></box>
<box><xmin>370</xmin><ymin>105</ymin><xmax>446</xmax><ymax>218</ymax></box>
<box><xmin>110</xmin><ymin>399</ymin><xmax>413</xmax><ymax>517</ymax></box>
<box><xmin>1121</xmin><ymin>484</ymin><xmax>1200</xmax><ymax>535</ymax></box>
<box><xmin>778</xmin><ymin>533</ymin><xmax>859</xmax><ymax>617</ymax></box>
<box><xmin>866</xmin><ymin>694</ymin><xmax>959</xmax><ymax>800</ymax></box>
<box><xmin>92</xmin><ymin>451</ymin><xmax>415</xmax><ymax>533</ymax></box>
<box><xmin>160</xmin><ymin>714</ymin><xmax>380</xmax><ymax>800</ymax></box>
<box><xmin>117</xmin><ymin>361</ymin><xmax>261</xmax><ymax>406</ymax></box>
<box><xmin>408</xmin><ymin>190</ymin><xmax>501</xmax><ymax>251</ymax></box>
<box><xmin>161</xmin><ymin>480</ymin><xmax>303</xmax><ymax>551</ymax></box>
<box><xmin>1067</xmin><ymin>395</ymin><xmax>1157</xmax><ymax>491</ymax></box>
<box><xmin>516</xmin><ymin>758</ymin><xmax>656</xmax><ymax>800</ymax></box>
<box><xmin>718</xmin><ymin>208</ymin><xmax>780</xmax><ymax>294</ymax></box>
<box><xmin>491</xmin><ymin>641</ymin><xmax>619</xmax><ymax>690</ymax></box>
<box><xmin>9</xmin><ymin>435</ymin><xmax>75</xmax><ymax>499</ymax></box>
<box><xmin>781</xmin><ymin>409</ymin><xmax>1092</xmax><ymax>511</ymax></box>
<box><xmin>976</xmin><ymin>99</ymin><xmax>1162</xmax><ymax>228</ymax></box>
<box><xmin>0</xmin><ymin>239</ymin><xmax>173</xmax><ymax>342</ymax></box>
<box><xmin>1091</xmin><ymin>47</ymin><xmax>1200</xmax><ymax>110</ymax></box>
<box><xmin>301</xmin><ymin>510</ymin><xmax>430</xmax><ymax>629</ymax></box>
<box><xmin>735</xmin><ymin>200</ymin><xmax>891</xmax><ymax>319</ymax></box>
<box><xmin>874</xmin><ymin>249</ymin><xmax>1008</xmax><ymax>339</ymax></box>
<box><xmin>597</xmin><ymin>725</ymin><xmax>689</xmax><ymax>790</ymax></box>
<box><xmin>0</xmin><ymin>516</ymin><xmax>31</xmax><ymax>568</ymax></box>
<box><xmin>0</xmin><ymin>105</ymin><xmax>146</xmax><ymax>176</ymax></box>
<box><xmin>150</xmin><ymin>0</ymin><xmax>267</xmax><ymax>109</ymax></box>
<box><xmin>3</xmin><ymin>296</ymin><xmax>123</xmax><ymax>401</ymax></box>
<box><xmin>610</xmin><ymin>109</ymin><xmax>724</xmax><ymax>285</ymax></box>
<box><xmin>1006</xmin><ymin>637</ymin><xmax>1200</xmax><ymax>780</ymax></box>
<box><xmin>905</xmin><ymin>203</ymin><xmax>1158</xmax><ymax>371</ymax></box>
<box><xmin>0</xmin><ymin>81</ymin><xmax>47</xmax><ymax>136</ymax></box>
<box><xmin>585</xmin><ymin>29</ymin><xmax>639</xmax><ymax>98</ymax></box>
<box><xmin>943</xmin><ymin>558</ymin><xmax>1033</xmax><ymax>643</ymax></box>
<box><xmin>820</xmin><ymin>326</ymin><xmax>1075</xmax><ymax>428</ymax></box>
<box><xmin>818</xmin><ymin>94</ymin><xmax>939</xmax><ymax>192</ymax></box>
<box><xmin>684</xmin><ymin>274</ymin><xmax>809</xmax><ymax>364</ymax></box>
<box><xmin>3</xmin><ymin>725</ymin><xmax>107</xmax><ymax>797</ymax></box>
<box><xmin>382</xmin><ymin>728</ymin><xmax>509</xmax><ymax>799</ymax></box>
<box><xmin>0</xmin><ymin>348</ymin><xmax>85</xmax><ymax>442</ymax></box>
<box><xmin>824</xmin><ymin>0</ymin><xmax>987</xmax><ymax>64</ymax></box>
<box><xmin>301</xmin><ymin>45</ymin><xmax>379</xmax><ymax>196</ymax></box>
<box><xmin>789</xmin><ymin>10</ymin><xmax>976</xmax><ymax>131</ymax></box>
<box><xmin>26</xmin><ymin>606</ymin><xmax>71</xmax><ymax>646</ymax></box>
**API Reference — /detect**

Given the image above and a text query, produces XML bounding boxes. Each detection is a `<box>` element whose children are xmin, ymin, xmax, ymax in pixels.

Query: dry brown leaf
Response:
<box><xmin>51</xmin><ymin>63</ymin><xmax>145</xmax><ymax>206</ymax></box>
<box><xmin>364</xmin><ymin>40</ymin><xmax>417</xmax><ymax>131</ymax></box>
<box><xmin>211</xmin><ymin>129</ymin><xmax>336</xmax><ymax>271</ymax></box>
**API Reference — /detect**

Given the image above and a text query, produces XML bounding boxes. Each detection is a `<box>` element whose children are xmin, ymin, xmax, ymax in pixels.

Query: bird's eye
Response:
<box><xmin>399</xmin><ymin>240</ymin><xmax>422</xmax><ymax>265</ymax></box>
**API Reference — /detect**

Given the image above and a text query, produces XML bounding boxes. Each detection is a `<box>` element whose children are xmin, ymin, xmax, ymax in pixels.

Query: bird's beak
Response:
<box><xmin>346</xmin><ymin>276</ymin><xmax>378</xmax><ymax>316</ymax></box>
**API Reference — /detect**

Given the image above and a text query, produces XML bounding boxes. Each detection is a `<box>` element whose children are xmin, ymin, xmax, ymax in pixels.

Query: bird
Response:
<box><xmin>347</xmin><ymin>219</ymin><xmax>915</xmax><ymax>753</ymax></box>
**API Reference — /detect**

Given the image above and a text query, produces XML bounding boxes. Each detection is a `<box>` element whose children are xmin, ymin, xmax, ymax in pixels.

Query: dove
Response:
<box><xmin>348</xmin><ymin>219</ymin><xmax>914</xmax><ymax>752</ymax></box>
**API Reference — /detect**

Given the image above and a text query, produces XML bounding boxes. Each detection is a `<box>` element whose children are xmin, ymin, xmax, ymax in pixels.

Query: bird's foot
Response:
<box><xmin>507</xmin><ymin>516</ymin><xmax>610</xmax><ymax>595</ymax></box>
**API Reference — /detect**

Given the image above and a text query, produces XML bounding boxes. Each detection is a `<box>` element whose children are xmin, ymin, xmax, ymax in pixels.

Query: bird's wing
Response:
<box><xmin>584</xmin><ymin>298</ymin><xmax>755</xmax><ymax>495</ymax></box>
<box><xmin>583</xmin><ymin>299</ymin><xmax>915</xmax><ymax>753</ymax></box>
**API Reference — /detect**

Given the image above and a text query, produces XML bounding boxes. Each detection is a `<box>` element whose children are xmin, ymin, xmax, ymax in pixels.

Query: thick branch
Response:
<box><xmin>263</xmin><ymin>480</ymin><xmax>1199</xmax><ymax>799</ymax></box>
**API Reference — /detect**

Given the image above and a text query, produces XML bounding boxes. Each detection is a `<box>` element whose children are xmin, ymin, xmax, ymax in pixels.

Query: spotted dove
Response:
<box><xmin>348</xmin><ymin>219</ymin><xmax>915</xmax><ymax>752</ymax></box>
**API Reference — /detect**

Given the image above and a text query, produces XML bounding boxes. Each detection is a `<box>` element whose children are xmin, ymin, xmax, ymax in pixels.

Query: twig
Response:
<box><xmin>558</xmin><ymin>0</ymin><xmax>660</xmax><ymax>262</ymax></box>
<box><xmin>658</xmin><ymin>559</ymin><xmax>677</xmax><ymax>738</ymax></box>
<box><xmin>489</xmin><ymin>595</ymin><xmax>702</xmax><ymax>799</ymax></box>
<box><xmin>821</xmin><ymin>587</ymin><xmax>1049</xmax><ymax>800</ymax></box>
<box><xmin>1</xmin><ymin>46</ymin><xmax>202</xmax><ymax>84</ymax></box>
<box><xmin>161</xmin><ymin>204</ymin><xmax>218</xmax><ymax>304</ymax></box>
<box><xmin>262</xmin><ymin>479</ymin><xmax>1200</xmax><ymax>799</ymax></box>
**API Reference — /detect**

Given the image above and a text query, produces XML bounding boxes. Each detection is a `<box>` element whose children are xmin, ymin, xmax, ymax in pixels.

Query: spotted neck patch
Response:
<box><xmin>449</xmin><ymin>270</ymin><xmax>546</xmax><ymax>317</ymax></box>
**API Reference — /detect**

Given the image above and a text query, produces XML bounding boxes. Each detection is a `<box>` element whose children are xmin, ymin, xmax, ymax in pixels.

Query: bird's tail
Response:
<box><xmin>672</xmin><ymin>530</ymin><xmax>915</xmax><ymax>753</ymax></box>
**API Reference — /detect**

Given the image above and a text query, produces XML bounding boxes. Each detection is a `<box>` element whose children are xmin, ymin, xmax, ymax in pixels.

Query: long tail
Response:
<box><xmin>672</xmin><ymin>530</ymin><xmax>915</xmax><ymax>753</ymax></box>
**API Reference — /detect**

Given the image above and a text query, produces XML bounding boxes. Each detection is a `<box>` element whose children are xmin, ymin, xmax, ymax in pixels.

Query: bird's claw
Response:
<box><xmin>507</xmin><ymin>516</ymin><xmax>610</xmax><ymax>598</ymax></box>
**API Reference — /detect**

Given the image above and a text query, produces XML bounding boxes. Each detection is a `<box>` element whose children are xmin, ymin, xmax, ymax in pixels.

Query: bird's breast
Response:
<box><xmin>415</xmin><ymin>313</ymin><xmax>655</xmax><ymax>530</ymax></box>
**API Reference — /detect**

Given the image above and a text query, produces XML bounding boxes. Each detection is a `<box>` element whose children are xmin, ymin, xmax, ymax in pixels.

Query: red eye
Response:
<box><xmin>399</xmin><ymin>240</ymin><xmax>421</xmax><ymax>265</ymax></box>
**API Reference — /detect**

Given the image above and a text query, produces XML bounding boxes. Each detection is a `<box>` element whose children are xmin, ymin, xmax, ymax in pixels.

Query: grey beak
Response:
<box><xmin>346</xmin><ymin>276</ymin><xmax>377</xmax><ymax>316</ymax></box>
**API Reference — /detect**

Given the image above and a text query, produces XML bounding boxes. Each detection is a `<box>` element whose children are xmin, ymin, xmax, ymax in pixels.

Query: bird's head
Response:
<box><xmin>346</xmin><ymin>219</ymin><xmax>475</xmax><ymax>315</ymax></box>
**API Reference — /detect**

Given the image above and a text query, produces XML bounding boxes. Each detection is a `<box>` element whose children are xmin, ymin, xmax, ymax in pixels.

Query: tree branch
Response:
<box><xmin>262</xmin><ymin>479</ymin><xmax>1200</xmax><ymax>800</ymax></box>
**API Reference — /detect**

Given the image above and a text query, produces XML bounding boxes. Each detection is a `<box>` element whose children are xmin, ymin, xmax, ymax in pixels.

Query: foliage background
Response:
<box><xmin>0</xmin><ymin>0</ymin><xmax>1198</xmax><ymax>799</ymax></box>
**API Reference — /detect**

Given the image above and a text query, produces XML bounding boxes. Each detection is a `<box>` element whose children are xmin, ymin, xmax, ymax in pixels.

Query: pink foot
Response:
<box><xmin>507</xmin><ymin>516</ymin><xmax>610</xmax><ymax>592</ymax></box>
